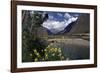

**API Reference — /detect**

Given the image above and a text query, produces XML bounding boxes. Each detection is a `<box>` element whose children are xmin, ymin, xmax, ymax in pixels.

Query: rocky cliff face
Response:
<box><xmin>68</xmin><ymin>14</ymin><xmax>90</xmax><ymax>34</ymax></box>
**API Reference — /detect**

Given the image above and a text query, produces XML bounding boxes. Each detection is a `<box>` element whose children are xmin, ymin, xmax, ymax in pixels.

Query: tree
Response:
<box><xmin>22</xmin><ymin>10</ymin><xmax>47</xmax><ymax>62</ymax></box>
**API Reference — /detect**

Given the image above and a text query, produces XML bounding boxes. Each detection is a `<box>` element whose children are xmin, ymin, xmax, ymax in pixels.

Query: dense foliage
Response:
<box><xmin>22</xmin><ymin>10</ymin><xmax>66</xmax><ymax>62</ymax></box>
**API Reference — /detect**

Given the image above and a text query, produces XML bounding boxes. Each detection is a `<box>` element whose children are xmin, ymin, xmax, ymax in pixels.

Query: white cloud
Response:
<box><xmin>48</xmin><ymin>15</ymin><xmax>54</xmax><ymax>20</ymax></box>
<box><xmin>57</xmin><ymin>13</ymin><xmax>63</xmax><ymax>17</ymax></box>
<box><xmin>64</xmin><ymin>13</ymin><xmax>72</xmax><ymax>19</ymax></box>
<box><xmin>42</xmin><ymin>20</ymin><xmax>66</xmax><ymax>34</ymax></box>
<box><xmin>42</xmin><ymin>13</ymin><xmax>78</xmax><ymax>34</ymax></box>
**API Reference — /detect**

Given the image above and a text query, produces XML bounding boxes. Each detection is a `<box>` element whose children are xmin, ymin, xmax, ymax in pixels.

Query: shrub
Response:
<box><xmin>44</xmin><ymin>43</ymin><xmax>66</xmax><ymax>61</ymax></box>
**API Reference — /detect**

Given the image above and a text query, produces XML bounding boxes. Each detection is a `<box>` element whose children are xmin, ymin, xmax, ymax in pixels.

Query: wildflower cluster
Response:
<box><xmin>44</xmin><ymin>44</ymin><xmax>65</xmax><ymax>61</ymax></box>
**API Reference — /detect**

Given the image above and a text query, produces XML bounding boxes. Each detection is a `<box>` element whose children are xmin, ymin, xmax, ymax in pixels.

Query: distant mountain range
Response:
<box><xmin>42</xmin><ymin>14</ymin><xmax>78</xmax><ymax>35</ymax></box>
<box><xmin>42</xmin><ymin>13</ymin><xmax>89</xmax><ymax>35</ymax></box>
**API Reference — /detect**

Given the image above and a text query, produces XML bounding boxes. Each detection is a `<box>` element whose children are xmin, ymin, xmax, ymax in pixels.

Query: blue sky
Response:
<box><xmin>47</xmin><ymin>12</ymin><xmax>65</xmax><ymax>21</ymax></box>
<box><xmin>31</xmin><ymin>10</ymin><xmax>80</xmax><ymax>22</ymax></box>
<box><xmin>41</xmin><ymin>11</ymin><xmax>79</xmax><ymax>34</ymax></box>
<box><xmin>45</xmin><ymin>11</ymin><xmax>80</xmax><ymax>22</ymax></box>
<box><xmin>30</xmin><ymin>10</ymin><xmax>80</xmax><ymax>34</ymax></box>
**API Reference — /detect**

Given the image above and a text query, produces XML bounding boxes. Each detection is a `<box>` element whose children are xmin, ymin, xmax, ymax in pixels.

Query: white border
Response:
<box><xmin>17</xmin><ymin>5</ymin><xmax>94</xmax><ymax>68</ymax></box>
